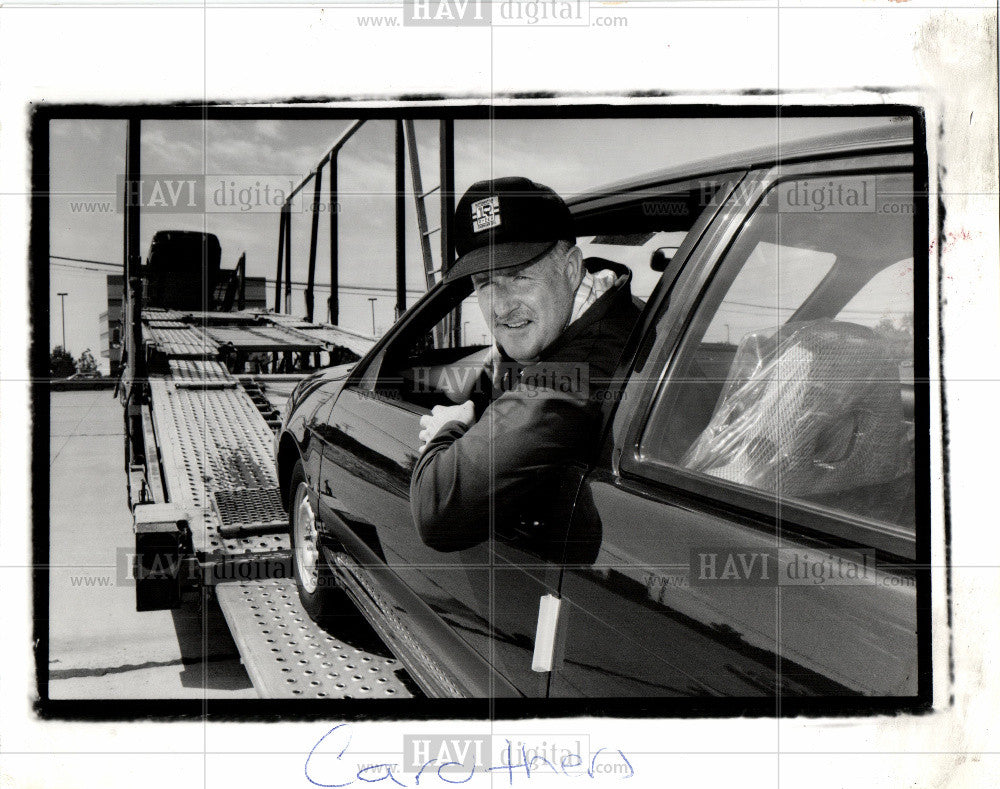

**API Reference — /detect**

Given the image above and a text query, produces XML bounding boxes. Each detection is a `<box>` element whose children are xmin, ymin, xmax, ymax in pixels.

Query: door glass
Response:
<box><xmin>640</xmin><ymin>172</ymin><xmax>915</xmax><ymax>533</ymax></box>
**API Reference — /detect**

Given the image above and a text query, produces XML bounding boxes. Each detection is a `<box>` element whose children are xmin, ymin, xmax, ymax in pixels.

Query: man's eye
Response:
<box><xmin>514</xmin><ymin>275</ymin><xmax>530</xmax><ymax>283</ymax></box>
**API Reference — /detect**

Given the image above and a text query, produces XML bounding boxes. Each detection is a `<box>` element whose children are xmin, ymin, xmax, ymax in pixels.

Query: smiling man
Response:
<box><xmin>409</xmin><ymin>177</ymin><xmax>643</xmax><ymax>551</ymax></box>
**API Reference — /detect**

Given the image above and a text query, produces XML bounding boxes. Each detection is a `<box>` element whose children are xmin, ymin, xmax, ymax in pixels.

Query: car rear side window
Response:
<box><xmin>639</xmin><ymin>172</ymin><xmax>916</xmax><ymax>539</ymax></box>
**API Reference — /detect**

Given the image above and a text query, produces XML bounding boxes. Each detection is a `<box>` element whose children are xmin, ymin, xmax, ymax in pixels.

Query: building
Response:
<box><xmin>99</xmin><ymin>275</ymin><xmax>124</xmax><ymax>376</ymax></box>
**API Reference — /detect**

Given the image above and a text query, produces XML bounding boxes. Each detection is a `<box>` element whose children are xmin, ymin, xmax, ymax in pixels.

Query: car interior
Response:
<box><xmin>643</xmin><ymin>174</ymin><xmax>916</xmax><ymax>533</ymax></box>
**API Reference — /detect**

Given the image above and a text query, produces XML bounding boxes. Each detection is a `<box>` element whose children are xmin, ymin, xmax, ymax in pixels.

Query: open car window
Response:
<box><xmin>370</xmin><ymin>280</ymin><xmax>493</xmax><ymax>411</ymax></box>
<box><xmin>639</xmin><ymin>172</ymin><xmax>916</xmax><ymax>547</ymax></box>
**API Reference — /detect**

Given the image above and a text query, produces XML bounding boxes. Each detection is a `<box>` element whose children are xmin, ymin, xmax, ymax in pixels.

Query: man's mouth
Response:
<box><xmin>498</xmin><ymin>319</ymin><xmax>531</xmax><ymax>331</ymax></box>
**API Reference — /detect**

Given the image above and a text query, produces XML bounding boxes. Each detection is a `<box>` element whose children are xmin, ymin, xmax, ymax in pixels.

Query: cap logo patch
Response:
<box><xmin>471</xmin><ymin>196</ymin><xmax>501</xmax><ymax>233</ymax></box>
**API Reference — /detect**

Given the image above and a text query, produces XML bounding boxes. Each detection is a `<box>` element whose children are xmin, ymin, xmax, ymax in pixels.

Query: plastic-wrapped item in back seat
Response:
<box><xmin>681</xmin><ymin>319</ymin><xmax>905</xmax><ymax>499</ymax></box>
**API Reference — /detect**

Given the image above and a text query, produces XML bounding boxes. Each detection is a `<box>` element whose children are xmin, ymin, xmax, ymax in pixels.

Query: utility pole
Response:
<box><xmin>57</xmin><ymin>292</ymin><xmax>68</xmax><ymax>351</ymax></box>
<box><xmin>368</xmin><ymin>297</ymin><xmax>377</xmax><ymax>337</ymax></box>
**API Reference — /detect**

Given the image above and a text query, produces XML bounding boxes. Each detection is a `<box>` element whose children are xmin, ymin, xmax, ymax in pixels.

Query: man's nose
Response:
<box><xmin>490</xmin><ymin>288</ymin><xmax>518</xmax><ymax>320</ymax></box>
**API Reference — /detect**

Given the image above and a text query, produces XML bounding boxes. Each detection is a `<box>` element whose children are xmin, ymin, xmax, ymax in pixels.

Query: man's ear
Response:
<box><xmin>563</xmin><ymin>244</ymin><xmax>584</xmax><ymax>285</ymax></box>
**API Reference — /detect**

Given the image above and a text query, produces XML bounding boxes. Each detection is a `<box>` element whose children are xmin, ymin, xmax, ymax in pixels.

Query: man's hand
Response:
<box><xmin>418</xmin><ymin>400</ymin><xmax>476</xmax><ymax>454</ymax></box>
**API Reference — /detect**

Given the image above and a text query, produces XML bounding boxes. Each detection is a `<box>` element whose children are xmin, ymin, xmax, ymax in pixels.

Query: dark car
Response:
<box><xmin>275</xmin><ymin>124</ymin><xmax>923</xmax><ymax>699</ymax></box>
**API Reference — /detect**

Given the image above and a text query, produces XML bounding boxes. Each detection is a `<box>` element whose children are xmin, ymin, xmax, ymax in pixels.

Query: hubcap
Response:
<box><xmin>293</xmin><ymin>483</ymin><xmax>320</xmax><ymax>594</ymax></box>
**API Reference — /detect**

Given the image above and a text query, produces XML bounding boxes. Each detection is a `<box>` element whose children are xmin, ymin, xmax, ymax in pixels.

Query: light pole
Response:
<box><xmin>57</xmin><ymin>292</ymin><xmax>68</xmax><ymax>351</ymax></box>
<box><xmin>368</xmin><ymin>297</ymin><xmax>377</xmax><ymax>337</ymax></box>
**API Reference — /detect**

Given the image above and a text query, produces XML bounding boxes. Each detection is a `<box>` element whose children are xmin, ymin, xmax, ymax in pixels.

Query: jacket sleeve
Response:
<box><xmin>409</xmin><ymin>371</ymin><xmax>597</xmax><ymax>552</ymax></box>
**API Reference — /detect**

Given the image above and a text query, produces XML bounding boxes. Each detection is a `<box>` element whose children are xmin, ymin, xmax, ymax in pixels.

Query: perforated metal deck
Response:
<box><xmin>215</xmin><ymin>579</ymin><xmax>417</xmax><ymax>699</ymax></box>
<box><xmin>138</xmin><ymin>311</ymin><xmax>373</xmax><ymax>569</ymax></box>
<box><xmin>204</xmin><ymin>323</ymin><xmax>320</xmax><ymax>351</ymax></box>
<box><xmin>141</xmin><ymin>308</ymin><xmax>376</xmax><ymax>357</ymax></box>
<box><xmin>133</xmin><ymin>308</ymin><xmax>399</xmax><ymax>695</ymax></box>
<box><xmin>168</xmin><ymin>358</ymin><xmax>233</xmax><ymax>383</ymax></box>
<box><xmin>145</xmin><ymin>324</ymin><xmax>217</xmax><ymax>356</ymax></box>
<box><xmin>148</xmin><ymin>372</ymin><xmax>288</xmax><ymax>556</ymax></box>
<box><xmin>212</xmin><ymin>486</ymin><xmax>287</xmax><ymax>537</ymax></box>
<box><xmin>281</xmin><ymin>324</ymin><xmax>377</xmax><ymax>357</ymax></box>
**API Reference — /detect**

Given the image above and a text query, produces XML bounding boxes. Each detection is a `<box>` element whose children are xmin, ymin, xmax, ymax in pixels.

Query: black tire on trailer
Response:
<box><xmin>288</xmin><ymin>459</ymin><xmax>344</xmax><ymax>625</ymax></box>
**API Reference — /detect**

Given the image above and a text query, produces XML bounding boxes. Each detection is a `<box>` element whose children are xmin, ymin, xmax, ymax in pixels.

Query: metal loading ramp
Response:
<box><xmin>147</xmin><ymin>366</ymin><xmax>290</xmax><ymax>555</ymax></box>
<box><xmin>216</xmin><ymin>579</ymin><xmax>418</xmax><ymax>699</ymax></box>
<box><xmin>130</xmin><ymin>303</ymin><xmax>392</xmax><ymax>695</ymax></box>
<box><xmin>139</xmin><ymin>307</ymin><xmax>375</xmax><ymax>559</ymax></box>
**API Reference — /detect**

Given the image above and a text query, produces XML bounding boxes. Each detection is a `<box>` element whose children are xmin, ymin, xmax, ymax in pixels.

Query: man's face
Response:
<box><xmin>472</xmin><ymin>243</ymin><xmax>583</xmax><ymax>364</ymax></box>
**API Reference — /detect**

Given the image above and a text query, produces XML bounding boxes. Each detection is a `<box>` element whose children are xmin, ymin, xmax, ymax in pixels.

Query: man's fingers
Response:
<box><xmin>419</xmin><ymin>401</ymin><xmax>477</xmax><ymax>450</ymax></box>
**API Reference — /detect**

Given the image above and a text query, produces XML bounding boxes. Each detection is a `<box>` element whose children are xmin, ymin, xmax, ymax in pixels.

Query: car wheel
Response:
<box><xmin>289</xmin><ymin>459</ymin><xmax>343</xmax><ymax>624</ymax></box>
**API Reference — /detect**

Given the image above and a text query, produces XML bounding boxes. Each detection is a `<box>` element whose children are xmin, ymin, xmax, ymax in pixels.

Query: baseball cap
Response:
<box><xmin>447</xmin><ymin>176</ymin><xmax>576</xmax><ymax>282</ymax></box>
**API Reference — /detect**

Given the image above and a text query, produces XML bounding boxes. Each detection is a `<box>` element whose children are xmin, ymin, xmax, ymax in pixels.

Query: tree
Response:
<box><xmin>50</xmin><ymin>346</ymin><xmax>77</xmax><ymax>378</ymax></box>
<box><xmin>77</xmin><ymin>348</ymin><xmax>101</xmax><ymax>377</ymax></box>
<box><xmin>873</xmin><ymin>316</ymin><xmax>913</xmax><ymax>365</ymax></box>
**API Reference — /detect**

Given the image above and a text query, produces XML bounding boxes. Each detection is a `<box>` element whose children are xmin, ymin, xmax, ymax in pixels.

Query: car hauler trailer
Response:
<box><xmin>115</xmin><ymin>117</ymin><xmax>442</xmax><ymax>698</ymax></box>
<box><xmin>123</xmin><ymin>306</ymin><xmax>415</xmax><ymax>699</ymax></box>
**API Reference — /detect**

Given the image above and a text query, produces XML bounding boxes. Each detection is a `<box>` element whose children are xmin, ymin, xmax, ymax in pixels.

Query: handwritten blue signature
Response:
<box><xmin>305</xmin><ymin>724</ymin><xmax>635</xmax><ymax>786</ymax></box>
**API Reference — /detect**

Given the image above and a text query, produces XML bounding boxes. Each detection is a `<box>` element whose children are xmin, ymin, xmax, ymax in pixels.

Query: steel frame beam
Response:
<box><xmin>328</xmin><ymin>153</ymin><xmax>339</xmax><ymax>325</ymax></box>
<box><xmin>395</xmin><ymin>119</ymin><xmax>407</xmax><ymax>321</ymax></box>
<box><xmin>439</xmin><ymin>119</ymin><xmax>458</xmax><ymax>346</ymax></box>
<box><xmin>305</xmin><ymin>161</ymin><xmax>324</xmax><ymax>322</ymax></box>
<box><xmin>274</xmin><ymin>208</ymin><xmax>287</xmax><ymax>312</ymax></box>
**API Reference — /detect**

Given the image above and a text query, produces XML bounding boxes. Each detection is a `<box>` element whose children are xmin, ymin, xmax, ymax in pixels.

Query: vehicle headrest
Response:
<box><xmin>682</xmin><ymin>319</ymin><xmax>905</xmax><ymax>497</ymax></box>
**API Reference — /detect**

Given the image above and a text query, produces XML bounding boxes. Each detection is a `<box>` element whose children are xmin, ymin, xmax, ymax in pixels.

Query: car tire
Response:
<box><xmin>289</xmin><ymin>459</ymin><xmax>344</xmax><ymax>625</ymax></box>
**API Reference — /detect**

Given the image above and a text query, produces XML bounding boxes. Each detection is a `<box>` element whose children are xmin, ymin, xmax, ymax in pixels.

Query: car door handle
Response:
<box><xmin>496</xmin><ymin>516</ymin><xmax>546</xmax><ymax>542</ymax></box>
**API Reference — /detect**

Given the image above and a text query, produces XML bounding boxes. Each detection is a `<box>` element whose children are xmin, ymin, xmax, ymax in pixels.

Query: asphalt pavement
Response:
<box><xmin>48</xmin><ymin>388</ymin><xmax>256</xmax><ymax>699</ymax></box>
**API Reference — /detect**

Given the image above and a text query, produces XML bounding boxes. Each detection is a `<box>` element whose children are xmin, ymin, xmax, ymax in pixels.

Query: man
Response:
<box><xmin>410</xmin><ymin>177</ymin><xmax>642</xmax><ymax>551</ymax></box>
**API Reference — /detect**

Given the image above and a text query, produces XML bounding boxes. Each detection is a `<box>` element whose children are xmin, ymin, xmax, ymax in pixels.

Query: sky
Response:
<box><xmin>47</xmin><ymin>114</ymin><xmax>899</xmax><ymax>372</ymax></box>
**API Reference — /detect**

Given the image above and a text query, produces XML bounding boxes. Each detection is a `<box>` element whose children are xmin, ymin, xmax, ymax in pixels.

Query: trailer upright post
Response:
<box><xmin>124</xmin><ymin>118</ymin><xmax>143</xmax><ymax>388</ymax></box>
<box><xmin>274</xmin><ymin>207</ymin><xmax>286</xmax><ymax>312</ymax></box>
<box><xmin>439</xmin><ymin>119</ymin><xmax>458</xmax><ymax>346</ymax></box>
<box><xmin>395</xmin><ymin>119</ymin><xmax>407</xmax><ymax>321</ymax></box>
<box><xmin>283</xmin><ymin>204</ymin><xmax>292</xmax><ymax>314</ymax></box>
<box><xmin>328</xmin><ymin>150</ymin><xmax>339</xmax><ymax>325</ymax></box>
<box><xmin>305</xmin><ymin>165</ymin><xmax>323</xmax><ymax>322</ymax></box>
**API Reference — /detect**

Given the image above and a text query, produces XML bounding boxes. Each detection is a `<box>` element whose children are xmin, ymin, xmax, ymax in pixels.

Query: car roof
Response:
<box><xmin>569</xmin><ymin>122</ymin><xmax>914</xmax><ymax>206</ymax></box>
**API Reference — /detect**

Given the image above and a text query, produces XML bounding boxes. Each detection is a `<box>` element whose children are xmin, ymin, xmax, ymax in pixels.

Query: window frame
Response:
<box><xmin>342</xmin><ymin>277</ymin><xmax>478</xmax><ymax>416</ymax></box>
<box><xmin>616</xmin><ymin>153</ymin><xmax>920</xmax><ymax>560</ymax></box>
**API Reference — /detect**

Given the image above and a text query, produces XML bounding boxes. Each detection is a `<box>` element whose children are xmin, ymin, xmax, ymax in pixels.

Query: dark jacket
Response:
<box><xmin>410</xmin><ymin>259</ymin><xmax>643</xmax><ymax>551</ymax></box>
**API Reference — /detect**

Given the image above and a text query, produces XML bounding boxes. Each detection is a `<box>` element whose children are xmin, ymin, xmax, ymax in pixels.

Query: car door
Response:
<box><xmin>312</xmin><ymin>282</ymin><xmax>566</xmax><ymax>697</ymax></box>
<box><xmin>550</xmin><ymin>159</ymin><xmax>923</xmax><ymax>698</ymax></box>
